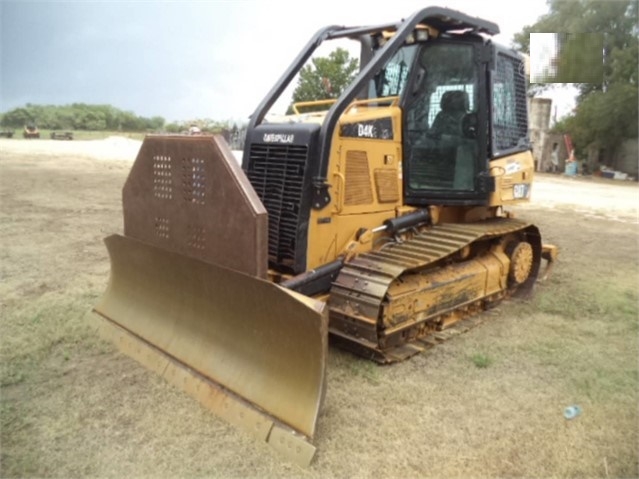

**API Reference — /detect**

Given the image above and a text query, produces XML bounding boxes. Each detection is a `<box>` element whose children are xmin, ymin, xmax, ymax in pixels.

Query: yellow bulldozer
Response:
<box><xmin>94</xmin><ymin>6</ymin><xmax>557</xmax><ymax>467</ymax></box>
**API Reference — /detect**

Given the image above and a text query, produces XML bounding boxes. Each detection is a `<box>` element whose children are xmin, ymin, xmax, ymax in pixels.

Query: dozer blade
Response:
<box><xmin>93</xmin><ymin>134</ymin><xmax>328</xmax><ymax>466</ymax></box>
<box><xmin>94</xmin><ymin>234</ymin><xmax>327</xmax><ymax>466</ymax></box>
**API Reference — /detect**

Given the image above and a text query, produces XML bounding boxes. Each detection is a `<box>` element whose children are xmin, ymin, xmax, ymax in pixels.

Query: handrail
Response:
<box><xmin>331</xmin><ymin>171</ymin><xmax>345</xmax><ymax>214</ymax></box>
<box><xmin>343</xmin><ymin>96</ymin><xmax>400</xmax><ymax>114</ymax></box>
<box><xmin>292</xmin><ymin>99</ymin><xmax>337</xmax><ymax>115</ymax></box>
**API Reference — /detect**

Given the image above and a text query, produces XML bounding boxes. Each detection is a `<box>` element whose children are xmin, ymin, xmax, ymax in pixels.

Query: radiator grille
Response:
<box><xmin>247</xmin><ymin>143</ymin><xmax>308</xmax><ymax>269</ymax></box>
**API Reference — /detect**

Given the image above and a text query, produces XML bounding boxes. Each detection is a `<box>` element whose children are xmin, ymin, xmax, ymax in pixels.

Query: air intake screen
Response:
<box><xmin>247</xmin><ymin>144</ymin><xmax>308</xmax><ymax>269</ymax></box>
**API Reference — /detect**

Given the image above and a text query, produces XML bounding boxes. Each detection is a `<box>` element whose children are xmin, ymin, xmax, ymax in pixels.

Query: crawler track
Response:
<box><xmin>329</xmin><ymin>217</ymin><xmax>542</xmax><ymax>363</ymax></box>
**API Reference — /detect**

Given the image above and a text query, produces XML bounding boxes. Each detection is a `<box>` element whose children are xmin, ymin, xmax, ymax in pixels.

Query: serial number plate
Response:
<box><xmin>513</xmin><ymin>183</ymin><xmax>529</xmax><ymax>199</ymax></box>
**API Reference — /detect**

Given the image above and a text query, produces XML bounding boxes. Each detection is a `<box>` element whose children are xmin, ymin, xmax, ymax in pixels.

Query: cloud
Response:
<box><xmin>2</xmin><ymin>0</ymin><xmax>552</xmax><ymax>121</ymax></box>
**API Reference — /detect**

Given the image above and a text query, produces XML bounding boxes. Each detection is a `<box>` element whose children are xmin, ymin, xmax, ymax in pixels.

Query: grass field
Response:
<box><xmin>1</xmin><ymin>141</ymin><xmax>637</xmax><ymax>478</ymax></box>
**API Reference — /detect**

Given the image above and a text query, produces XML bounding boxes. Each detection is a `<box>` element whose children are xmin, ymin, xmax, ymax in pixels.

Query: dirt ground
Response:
<box><xmin>1</xmin><ymin>138</ymin><xmax>638</xmax><ymax>478</ymax></box>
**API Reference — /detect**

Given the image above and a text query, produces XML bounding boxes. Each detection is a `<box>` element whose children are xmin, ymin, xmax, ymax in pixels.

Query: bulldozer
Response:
<box><xmin>23</xmin><ymin>123</ymin><xmax>40</xmax><ymax>139</ymax></box>
<box><xmin>94</xmin><ymin>6</ymin><xmax>557</xmax><ymax>467</ymax></box>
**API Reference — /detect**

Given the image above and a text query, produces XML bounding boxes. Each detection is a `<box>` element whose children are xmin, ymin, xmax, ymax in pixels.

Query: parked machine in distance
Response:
<box><xmin>50</xmin><ymin>131</ymin><xmax>74</xmax><ymax>140</ymax></box>
<box><xmin>23</xmin><ymin>124</ymin><xmax>40</xmax><ymax>139</ymax></box>
<box><xmin>94</xmin><ymin>6</ymin><xmax>557</xmax><ymax>467</ymax></box>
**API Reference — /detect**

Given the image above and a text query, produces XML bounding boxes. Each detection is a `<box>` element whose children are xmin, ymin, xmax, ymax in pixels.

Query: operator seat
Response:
<box><xmin>409</xmin><ymin>90</ymin><xmax>475</xmax><ymax>190</ymax></box>
<box><xmin>430</xmin><ymin>90</ymin><xmax>469</xmax><ymax>137</ymax></box>
<box><xmin>431</xmin><ymin>90</ymin><xmax>475</xmax><ymax>190</ymax></box>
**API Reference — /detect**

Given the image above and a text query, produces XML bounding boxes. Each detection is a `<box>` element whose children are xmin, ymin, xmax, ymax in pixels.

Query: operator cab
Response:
<box><xmin>244</xmin><ymin>8</ymin><xmax>529</xmax><ymax>209</ymax></box>
<box><xmin>367</xmin><ymin>36</ymin><xmax>528</xmax><ymax>206</ymax></box>
<box><xmin>243</xmin><ymin>6</ymin><xmax>530</xmax><ymax>249</ymax></box>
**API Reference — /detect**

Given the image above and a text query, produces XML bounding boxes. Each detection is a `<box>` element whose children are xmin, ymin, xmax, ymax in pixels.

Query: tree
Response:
<box><xmin>553</xmin><ymin>33</ymin><xmax>604</xmax><ymax>84</ymax></box>
<box><xmin>145</xmin><ymin>116</ymin><xmax>166</xmax><ymax>131</ymax></box>
<box><xmin>514</xmin><ymin>0</ymin><xmax>637</xmax><ymax>94</ymax></box>
<box><xmin>0</xmin><ymin>104</ymin><xmax>167</xmax><ymax>132</ymax></box>
<box><xmin>288</xmin><ymin>48</ymin><xmax>359</xmax><ymax>113</ymax></box>
<box><xmin>555</xmin><ymin>83</ymin><xmax>638</xmax><ymax>154</ymax></box>
<box><xmin>0</xmin><ymin>107</ymin><xmax>33</xmax><ymax>127</ymax></box>
<box><xmin>513</xmin><ymin>0</ymin><xmax>638</xmax><ymax>157</ymax></box>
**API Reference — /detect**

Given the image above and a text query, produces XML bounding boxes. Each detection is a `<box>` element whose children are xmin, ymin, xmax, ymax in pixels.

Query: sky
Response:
<box><xmin>1</xmin><ymin>0</ymin><xmax>566</xmax><ymax>124</ymax></box>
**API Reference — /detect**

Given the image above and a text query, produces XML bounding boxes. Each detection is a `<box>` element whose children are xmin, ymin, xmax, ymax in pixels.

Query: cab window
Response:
<box><xmin>405</xmin><ymin>43</ymin><xmax>479</xmax><ymax>192</ymax></box>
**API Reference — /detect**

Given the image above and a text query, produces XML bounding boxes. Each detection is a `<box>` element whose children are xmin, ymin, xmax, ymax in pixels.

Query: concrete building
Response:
<box><xmin>528</xmin><ymin>97</ymin><xmax>552</xmax><ymax>171</ymax></box>
<box><xmin>585</xmin><ymin>140</ymin><xmax>639</xmax><ymax>179</ymax></box>
<box><xmin>528</xmin><ymin>96</ymin><xmax>637</xmax><ymax>180</ymax></box>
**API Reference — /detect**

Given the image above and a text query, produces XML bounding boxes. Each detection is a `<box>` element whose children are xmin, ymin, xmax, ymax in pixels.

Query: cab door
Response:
<box><xmin>402</xmin><ymin>40</ymin><xmax>492</xmax><ymax>206</ymax></box>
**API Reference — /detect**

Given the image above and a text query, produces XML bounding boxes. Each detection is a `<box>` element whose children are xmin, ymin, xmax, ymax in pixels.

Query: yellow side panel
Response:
<box><xmin>307</xmin><ymin>211</ymin><xmax>400</xmax><ymax>267</ymax></box>
<box><xmin>489</xmin><ymin>150</ymin><xmax>535</xmax><ymax>206</ymax></box>
<box><xmin>306</xmin><ymin>107</ymin><xmax>405</xmax><ymax>269</ymax></box>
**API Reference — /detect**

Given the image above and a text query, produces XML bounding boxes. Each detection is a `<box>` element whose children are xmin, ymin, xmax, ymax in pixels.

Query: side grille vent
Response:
<box><xmin>344</xmin><ymin>150</ymin><xmax>373</xmax><ymax>206</ymax></box>
<box><xmin>374</xmin><ymin>168</ymin><xmax>399</xmax><ymax>203</ymax></box>
<box><xmin>246</xmin><ymin>143</ymin><xmax>308</xmax><ymax>271</ymax></box>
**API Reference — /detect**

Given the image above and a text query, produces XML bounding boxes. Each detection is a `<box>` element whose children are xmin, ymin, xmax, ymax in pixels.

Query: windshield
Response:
<box><xmin>369</xmin><ymin>45</ymin><xmax>418</xmax><ymax>100</ymax></box>
<box><xmin>404</xmin><ymin>42</ymin><xmax>479</xmax><ymax>192</ymax></box>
